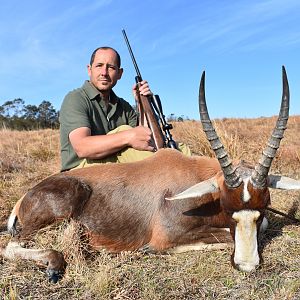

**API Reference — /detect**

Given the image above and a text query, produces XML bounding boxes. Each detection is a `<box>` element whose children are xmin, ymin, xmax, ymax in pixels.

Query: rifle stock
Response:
<box><xmin>137</xmin><ymin>92</ymin><xmax>165</xmax><ymax>150</ymax></box>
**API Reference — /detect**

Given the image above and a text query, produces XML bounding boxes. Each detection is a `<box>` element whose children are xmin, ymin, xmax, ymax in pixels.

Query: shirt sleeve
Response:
<box><xmin>59</xmin><ymin>91</ymin><xmax>91</xmax><ymax>136</ymax></box>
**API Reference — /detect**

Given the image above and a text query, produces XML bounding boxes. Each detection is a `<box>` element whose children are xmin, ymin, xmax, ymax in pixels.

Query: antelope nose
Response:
<box><xmin>236</xmin><ymin>262</ymin><xmax>258</xmax><ymax>272</ymax></box>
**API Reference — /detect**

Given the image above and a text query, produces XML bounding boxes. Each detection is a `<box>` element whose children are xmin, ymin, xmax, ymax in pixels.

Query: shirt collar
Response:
<box><xmin>82</xmin><ymin>80</ymin><xmax>119</xmax><ymax>104</ymax></box>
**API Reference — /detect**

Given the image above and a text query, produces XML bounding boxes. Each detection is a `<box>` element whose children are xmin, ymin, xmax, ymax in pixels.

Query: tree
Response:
<box><xmin>37</xmin><ymin>100</ymin><xmax>59</xmax><ymax>128</ymax></box>
<box><xmin>0</xmin><ymin>98</ymin><xmax>25</xmax><ymax>118</ymax></box>
<box><xmin>24</xmin><ymin>104</ymin><xmax>39</xmax><ymax>120</ymax></box>
<box><xmin>168</xmin><ymin>113</ymin><xmax>176</xmax><ymax>122</ymax></box>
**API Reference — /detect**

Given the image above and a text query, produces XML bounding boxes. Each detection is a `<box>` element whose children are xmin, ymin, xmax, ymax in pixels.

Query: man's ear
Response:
<box><xmin>87</xmin><ymin>64</ymin><xmax>92</xmax><ymax>77</ymax></box>
<box><xmin>118</xmin><ymin>68</ymin><xmax>123</xmax><ymax>79</ymax></box>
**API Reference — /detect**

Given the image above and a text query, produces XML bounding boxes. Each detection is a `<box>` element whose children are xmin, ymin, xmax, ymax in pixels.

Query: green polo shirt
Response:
<box><xmin>59</xmin><ymin>80</ymin><xmax>137</xmax><ymax>171</ymax></box>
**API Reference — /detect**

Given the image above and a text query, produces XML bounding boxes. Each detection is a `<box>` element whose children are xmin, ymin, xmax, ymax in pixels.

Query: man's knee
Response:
<box><xmin>107</xmin><ymin>125</ymin><xmax>132</xmax><ymax>135</ymax></box>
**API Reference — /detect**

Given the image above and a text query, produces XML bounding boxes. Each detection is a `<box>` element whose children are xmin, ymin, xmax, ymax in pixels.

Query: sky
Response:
<box><xmin>0</xmin><ymin>0</ymin><xmax>300</xmax><ymax>120</ymax></box>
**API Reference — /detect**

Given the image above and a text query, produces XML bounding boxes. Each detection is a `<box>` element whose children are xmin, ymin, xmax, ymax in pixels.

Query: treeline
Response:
<box><xmin>0</xmin><ymin>98</ymin><xmax>190</xmax><ymax>130</ymax></box>
<box><xmin>0</xmin><ymin>98</ymin><xmax>59</xmax><ymax>130</ymax></box>
<box><xmin>167</xmin><ymin>113</ymin><xmax>190</xmax><ymax>122</ymax></box>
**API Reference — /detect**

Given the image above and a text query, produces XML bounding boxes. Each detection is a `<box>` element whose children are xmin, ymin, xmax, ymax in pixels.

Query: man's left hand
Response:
<box><xmin>132</xmin><ymin>80</ymin><xmax>153</xmax><ymax>100</ymax></box>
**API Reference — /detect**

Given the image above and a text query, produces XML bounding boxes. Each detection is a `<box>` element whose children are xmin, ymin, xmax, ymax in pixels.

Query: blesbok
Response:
<box><xmin>1</xmin><ymin>67</ymin><xmax>300</xmax><ymax>283</ymax></box>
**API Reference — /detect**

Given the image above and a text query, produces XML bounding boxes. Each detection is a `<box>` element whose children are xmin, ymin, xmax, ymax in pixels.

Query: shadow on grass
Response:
<box><xmin>260</xmin><ymin>199</ymin><xmax>300</xmax><ymax>252</ymax></box>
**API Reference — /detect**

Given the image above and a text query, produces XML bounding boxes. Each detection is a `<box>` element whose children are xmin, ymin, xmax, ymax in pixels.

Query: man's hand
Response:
<box><xmin>132</xmin><ymin>80</ymin><xmax>152</xmax><ymax>100</ymax></box>
<box><xmin>127</xmin><ymin>126</ymin><xmax>154</xmax><ymax>152</ymax></box>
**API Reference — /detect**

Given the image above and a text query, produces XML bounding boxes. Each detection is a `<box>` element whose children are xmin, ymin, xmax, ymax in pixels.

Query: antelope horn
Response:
<box><xmin>199</xmin><ymin>71</ymin><xmax>242</xmax><ymax>188</ymax></box>
<box><xmin>251</xmin><ymin>66</ymin><xmax>290</xmax><ymax>188</ymax></box>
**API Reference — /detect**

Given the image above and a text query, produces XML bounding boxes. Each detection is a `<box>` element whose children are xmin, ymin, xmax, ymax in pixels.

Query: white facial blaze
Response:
<box><xmin>243</xmin><ymin>178</ymin><xmax>251</xmax><ymax>202</ymax></box>
<box><xmin>232</xmin><ymin>210</ymin><xmax>261</xmax><ymax>272</ymax></box>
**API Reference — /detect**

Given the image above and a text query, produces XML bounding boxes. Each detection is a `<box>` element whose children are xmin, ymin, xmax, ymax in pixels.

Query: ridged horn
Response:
<box><xmin>251</xmin><ymin>66</ymin><xmax>290</xmax><ymax>188</ymax></box>
<box><xmin>199</xmin><ymin>71</ymin><xmax>242</xmax><ymax>188</ymax></box>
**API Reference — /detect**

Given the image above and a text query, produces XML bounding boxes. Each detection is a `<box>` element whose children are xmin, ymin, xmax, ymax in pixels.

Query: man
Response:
<box><xmin>60</xmin><ymin>46</ymin><xmax>190</xmax><ymax>171</ymax></box>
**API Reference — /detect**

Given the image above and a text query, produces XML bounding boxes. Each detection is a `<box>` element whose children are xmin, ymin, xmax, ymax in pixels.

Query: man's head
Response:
<box><xmin>87</xmin><ymin>47</ymin><xmax>123</xmax><ymax>95</ymax></box>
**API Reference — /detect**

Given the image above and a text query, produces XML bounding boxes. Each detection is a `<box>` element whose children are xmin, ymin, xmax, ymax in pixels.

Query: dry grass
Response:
<box><xmin>0</xmin><ymin>116</ymin><xmax>299</xmax><ymax>299</ymax></box>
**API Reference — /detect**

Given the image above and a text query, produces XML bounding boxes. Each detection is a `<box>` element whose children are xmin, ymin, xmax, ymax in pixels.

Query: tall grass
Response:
<box><xmin>0</xmin><ymin>117</ymin><xmax>299</xmax><ymax>299</ymax></box>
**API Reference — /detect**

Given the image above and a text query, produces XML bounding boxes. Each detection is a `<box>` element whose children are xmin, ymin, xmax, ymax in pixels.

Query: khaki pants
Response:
<box><xmin>75</xmin><ymin>125</ymin><xmax>191</xmax><ymax>169</ymax></box>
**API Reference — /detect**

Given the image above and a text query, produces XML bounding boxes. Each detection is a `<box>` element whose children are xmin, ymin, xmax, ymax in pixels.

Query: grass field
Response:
<box><xmin>0</xmin><ymin>116</ymin><xmax>299</xmax><ymax>299</ymax></box>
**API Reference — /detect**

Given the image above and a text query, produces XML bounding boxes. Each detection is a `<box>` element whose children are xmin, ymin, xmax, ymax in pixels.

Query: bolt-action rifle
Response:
<box><xmin>122</xmin><ymin>29</ymin><xmax>177</xmax><ymax>150</ymax></box>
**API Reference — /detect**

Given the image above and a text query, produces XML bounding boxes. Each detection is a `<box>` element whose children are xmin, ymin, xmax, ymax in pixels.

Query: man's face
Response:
<box><xmin>87</xmin><ymin>49</ymin><xmax>123</xmax><ymax>94</ymax></box>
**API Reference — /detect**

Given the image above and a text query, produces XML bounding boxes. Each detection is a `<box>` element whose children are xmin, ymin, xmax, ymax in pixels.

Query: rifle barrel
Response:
<box><xmin>122</xmin><ymin>29</ymin><xmax>142</xmax><ymax>81</ymax></box>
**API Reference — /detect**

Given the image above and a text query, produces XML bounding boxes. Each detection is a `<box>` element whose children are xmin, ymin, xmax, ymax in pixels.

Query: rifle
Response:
<box><xmin>122</xmin><ymin>29</ymin><xmax>177</xmax><ymax>150</ymax></box>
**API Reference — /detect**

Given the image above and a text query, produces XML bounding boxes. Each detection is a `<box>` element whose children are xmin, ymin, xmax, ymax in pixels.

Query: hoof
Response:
<box><xmin>46</xmin><ymin>269</ymin><xmax>64</xmax><ymax>283</ymax></box>
<box><xmin>139</xmin><ymin>244</ymin><xmax>157</xmax><ymax>254</ymax></box>
<box><xmin>8</xmin><ymin>226</ymin><xmax>18</xmax><ymax>237</ymax></box>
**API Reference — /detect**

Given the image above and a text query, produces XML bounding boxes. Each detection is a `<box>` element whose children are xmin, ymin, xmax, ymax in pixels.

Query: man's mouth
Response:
<box><xmin>99</xmin><ymin>79</ymin><xmax>111</xmax><ymax>85</ymax></box>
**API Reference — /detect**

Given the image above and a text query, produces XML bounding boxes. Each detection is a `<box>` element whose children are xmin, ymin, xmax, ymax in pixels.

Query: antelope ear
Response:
<box><xmin>165</xmin><ymin>178</ymin><xmax>219</xmax><ymax>201</ymax></box>
<box><xmin>268</xmin><ymin>175</ymin><xmax>300</xmax><ymax>190</ymax></box>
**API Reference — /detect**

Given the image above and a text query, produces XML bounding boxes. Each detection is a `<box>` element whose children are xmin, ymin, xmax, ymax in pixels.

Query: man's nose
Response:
<box><xmin>100</xmin><ymin>66</ymin><xmax>109</xmax><ymax>76</ymax></box>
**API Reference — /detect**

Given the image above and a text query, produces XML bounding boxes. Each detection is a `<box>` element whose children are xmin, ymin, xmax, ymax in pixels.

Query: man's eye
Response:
<box><xmin>108</xmin><ymin>65</ymin><xmax>116</xmax><ymax>70</ymax></box>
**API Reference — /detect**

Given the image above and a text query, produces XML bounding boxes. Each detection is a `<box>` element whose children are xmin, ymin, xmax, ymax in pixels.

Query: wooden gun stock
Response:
<box><xmin>136</xmin><ymin>91</ymin><xmax>165</xmax><ymax>150</ymax></box>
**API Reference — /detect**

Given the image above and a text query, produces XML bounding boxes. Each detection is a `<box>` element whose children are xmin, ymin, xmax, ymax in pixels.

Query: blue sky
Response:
<box><xmin>0</xmin><ymin>0</ymin><xmax>299</xmax><ymax>120</ymax></box>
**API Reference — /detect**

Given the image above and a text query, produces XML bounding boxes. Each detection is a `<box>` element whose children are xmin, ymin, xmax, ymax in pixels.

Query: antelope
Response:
<box><xmin>1</xmin><ymin>67</ymin><xmax>300</xmax><ymax>283</ymax></box>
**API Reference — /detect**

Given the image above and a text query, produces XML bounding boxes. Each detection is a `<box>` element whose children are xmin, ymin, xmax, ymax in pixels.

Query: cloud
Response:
<box><xmin>141</xmin><ymin>0</ymin><xmax>300</xmax><ymax>58</ymax></box>
<box><xmin>0</xmin><ymin>0</ymin><xmax>114</xmax><ymax>76</ymax></box>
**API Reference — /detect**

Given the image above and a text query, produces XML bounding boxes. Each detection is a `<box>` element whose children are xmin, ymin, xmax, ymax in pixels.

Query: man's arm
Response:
<box><xmin>69</xmin><ymin>125</ymin><xmax>154</xmax><ymax>159</ymax></box>
<box><xmin>68</xmin><ymin>80</ymin><xmax>154</xmax><ymax>160</ymax></box>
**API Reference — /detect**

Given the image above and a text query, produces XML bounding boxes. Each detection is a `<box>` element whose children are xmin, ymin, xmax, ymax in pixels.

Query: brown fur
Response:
<box><xmin>15</xmin><ymin>149</ymin><xmax>233</xmax><ymax>250</ymax></box>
